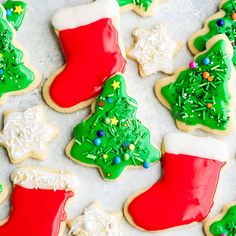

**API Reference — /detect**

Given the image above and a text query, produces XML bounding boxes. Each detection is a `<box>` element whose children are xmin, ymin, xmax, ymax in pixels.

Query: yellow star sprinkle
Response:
<box><xmin>111</xmin><ymin>117</ymin><xmax>119</xmax><ymax>125</ymax></box>
<box><xmin>111</xmin><ymin>81</ymin><xmax>120</xmax><ymax>90</ymax></box>
<box><xmin>14</xmin><ymin>5</ymin><xmax>24</xmax><ymax>15</ymax></box>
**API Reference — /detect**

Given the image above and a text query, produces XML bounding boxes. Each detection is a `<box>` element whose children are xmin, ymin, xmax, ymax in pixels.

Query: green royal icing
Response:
<box><xmin>3</xmin><ymin>0</ymin><xmax>26</xmax><ymax>31</ymax></box>
<box><xmin>161</xmin><ymin>39</ymin><xmax>231</xmax><ymax>131</ymax></box>
<box><xmin>210</xmin><ymin>205</ymin><xmax>236</xmax><ymax>236</ymax></box>
<box><xmin>70</xmin><ymin>74</ymin><xmax>160</xmax><ymax>180</ymax></box>
<box><xmin>193</xmin><ymin>0</ymin><xmax>236</xmax><ymax>65</ymax></box>
<box><xmin>0</xmin><ymin>7</ymin><xmax>35</xmax><ymax>99</ymax></box>
<box><xmin>117</xmin><ymin>0</ymin><xmax>153</xmax><ymax>11</ymax></box>
<box><xmin>0</xmin><ymin>184</ymin><xmax>2</xmax><ymax>193</ymax></box>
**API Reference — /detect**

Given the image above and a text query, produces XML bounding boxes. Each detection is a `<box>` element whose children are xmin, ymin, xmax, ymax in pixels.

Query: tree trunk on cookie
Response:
<box><xmin>124</xmin><ymin>132</ymin><xmax>229</xmax><ymax>232</ymax></box>
<box><xmin>66</xmin><ymin>74</ymin><xmax>160</xmax><ymax>181</ymax></box>
<box><xmin>43</xmin><ymin>0</ymin><xmax>126</xmax><ymax>112</ymax></box>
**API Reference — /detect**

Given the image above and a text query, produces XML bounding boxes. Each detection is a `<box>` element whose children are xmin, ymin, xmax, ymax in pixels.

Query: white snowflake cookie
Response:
<box><xmin>0</xmin><ymin>105</ymin><xmax>59</xmax><ymax>164</ymax></box>
<box><xmin>127</xmin><ymin>23</ymin><xmax>182</xmax><ymax>77</ymax></box>
<box><xmin>68</xmin><ymin>202</ymin><xmax>122</xmax><ymax>236</ymax></box>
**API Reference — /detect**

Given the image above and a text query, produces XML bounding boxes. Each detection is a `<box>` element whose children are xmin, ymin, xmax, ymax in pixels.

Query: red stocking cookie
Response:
<box><xmin>124</xmin><ymin>132</ymin><xmax>229</xmax><ymax>232</ymax></box>
<box><xmin>43</xmin><ymin>0</ymin><xmax>126</xmax><ymax>113</ymax></box>
<box><xmin>0</xmin><ymin>166</ymin><xmax>79</xmax><ymax>236</ymax></box>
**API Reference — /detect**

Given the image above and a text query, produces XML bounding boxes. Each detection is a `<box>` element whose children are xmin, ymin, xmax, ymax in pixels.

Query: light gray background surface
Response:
<box><xmin>0</xmin><ymin>0</ymin><xmax>235</xmax><ymax>235</ymax></box>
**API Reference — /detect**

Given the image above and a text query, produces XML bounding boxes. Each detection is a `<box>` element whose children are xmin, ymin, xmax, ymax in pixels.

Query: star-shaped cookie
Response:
<box><xmin>127</xmin><ymin>23</ymin><xmax>182</xmax><ymax>77</ymax></box>
<box><xmin>0</xmin><ymin>105</ymin><xmax>59</xmax><ymax>164</ymax></box>
<box><xmin>68</xmin><ymin>202</ymin><xmax>122</xmax><ymax>236</ymax></box>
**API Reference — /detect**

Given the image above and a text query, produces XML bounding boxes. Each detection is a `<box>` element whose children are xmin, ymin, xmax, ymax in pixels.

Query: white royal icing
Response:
<box><xmin>52</xmin><ymin>0</ymin><xmax>119</xmax><ymax>31</ymax></box>
<box><xmin>127</xmin><ymin>24</ymin><xmax>178</xmax><ymax>76</ymax></box>
<box><xmin>69</xmin><ymin>202</ymin><xmax>120</xmax><ymax>236</ymax></box>
<box><xmin>0</xmin><ymin>105</ymin><xmax>58</xmax><ymax>162</ymax></box>
<box><xmin>164</xmin><ymin>132</ymin><xmax>229</xmax><ymax>162</ymax></box>
<box><xmin>11</xmin><ymin>167</ymin><xmax>78</xmax><ymax>191</ymax></box>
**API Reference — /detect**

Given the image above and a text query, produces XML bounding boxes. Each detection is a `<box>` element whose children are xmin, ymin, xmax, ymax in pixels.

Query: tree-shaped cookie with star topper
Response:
<box><xmin>117</xmin><ymin>0</ymin><xmax>165</xmax><ymax>17</ymax></box>
<box><xmin>189</xmin><ymin>0</ymin><xmax>236</xmax><ymax>66</ymax></box>
<box><xmin>155</xmin><ymin>35</ymin><xmax>236</xmax><ymax>134</ymax></box>
<box><xmin>0</xmin><ymin>105</ymin><xmax>59</xmax><ymax>164</ymax></box>
<box><xmin>3</xmin><ymin>0</ymin><xmax>26</xmax><ymax>30</ymax></box>
<box><xmin>0</xmin><ymin>4</ymin><xmax>40</xmax><ymax>105</ymax></box>
<box><xmin>66</xmin><ymin>74</ymin><xmax>161</xmax><ymax>181</ymax></box>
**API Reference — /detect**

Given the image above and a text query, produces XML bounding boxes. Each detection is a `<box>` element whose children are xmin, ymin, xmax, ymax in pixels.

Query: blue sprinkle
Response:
<box><xmin>93</xmin><ymin>138</ymin><xmax>101</xmax><ymax>146</ymax></box>
<box><xmin>97</xmin><ymin>130</ymin><xmax>104</xmax><ymax>137</ymax></box>
<box><xmin>124</xmin><ymin>141</ymin><xmax>130</xmax><ymax>147</ymax></box>
<box><xmin>203</xmin><ymin>57</ymin><xmax>210</xmax><ymax>65</ymax></box>
<box><xmin>143</xmin><ymin>161</ymin><xmax>150</xmax><ymax>169</ymax></box>
<box><xmin>114</xmin><ymin>156</ymin><xmax>121</xmax><ymax>164</ymax></box>
<box><xmin>0</xmin><ymin>69</ymin><xmax>4</xmax><ymax>75</ymax></box>
<box><xmin>107</xmin><ymin>98</ymin><xmax>113</xmax><ymax>104</ymax></box>
<box><xmin>217</xmin><ymin>19</ymin><xmax>224</xmax><ymax>27</ymax></box>
<box><xmin>6</xmin><ymin>9</ymin><xmax>12</xmax><ymax>17</ymax></box>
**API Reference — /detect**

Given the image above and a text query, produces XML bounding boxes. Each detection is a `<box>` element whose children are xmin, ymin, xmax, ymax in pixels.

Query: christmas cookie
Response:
<box><xmin>0</xmin><ymin>4</ymin><xmax>40</xmax><ymax>105</ymax></box>
<box><xmin>3</xmin><ymin>0</ymin><xmax>26</xmax><ymax>30</ymax></box>
<box><xmin>0</xmin><ymin>105</ymin><xmax>59</xmax><ymax>164</ymax></box>
<box><xmin>204</xmin><ymin>202</ymin><xmax>236</xmax><ymax>236</ymax></box>
<box><xmin>0</xmin><ymin>183</ymin><xmax>8</xmax><ymax>204</ymax></box>
<box><xmin>68</xmin><ymin>202</ymin><xmax>122</xmax><ymax>236</ymax></box>
<box><xmin>43</xmin><ymin>0</ymin><xmax>126</xmax><ymax>113</ymax></box>
<box><xmin>66</xmin><ymin>74</ymin><xmax>160</xmax><ymax>181</ymax></box>
<box><xmin>0</xmin><ymin>166</ymin><xmax>79</xmax><ymax>236</ymax></box>
<box><xmin>189</xmin><ymin>0</ymin><xmax>236</xmax><ymax>66</ymax></box>
<box><xmin>127</xmin><ymin>23</ymin><xmax>182</xmax><ymax>77</ymax></box>
<box><xmin>124</xmin><ymin>132</ymin><xmax>229</xmax><ymax>232</ymax></box>
<box><xmin>155</xmin><ymin>35</ymin><xmax>235</xmax><ymax>134</ymax></box>
<box><xmin>118</xmin><ymin>0</ymin><xmax>164</xmax><ymax>17</ymax></box>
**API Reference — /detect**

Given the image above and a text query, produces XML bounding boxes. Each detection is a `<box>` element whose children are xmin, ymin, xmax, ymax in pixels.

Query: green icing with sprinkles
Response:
<box><xmin>69</xmin><ymin>74</ymin><xmax>160</xmax><ymax>180</ymax></box>
<box><xmin>210</xmin><ymin>204</ymin><xmax>236</xmax><ymax>236</ymax></box>
<box><xmin>117</xmin><ymin>0</ymin><xmax>153</xmax><ymax>11</ymax></box>
<box><xmin>3</xmin><ymin>0</ymin><xmax>26</xmax><ymax>31</ymax></box>
<box><xmin>0</xmin><ymin>7</ymin><xmax>35</xmax><ymax>100</ymax></box>
<box><xmin>193</xmin><ymin>0</ymin><xmax>236</xmax><ymax>65</ymax></box>
<box><xmin>161</xmin><ymin>39</ymin><xmax>232</xmax><ymax>131</ymax></box>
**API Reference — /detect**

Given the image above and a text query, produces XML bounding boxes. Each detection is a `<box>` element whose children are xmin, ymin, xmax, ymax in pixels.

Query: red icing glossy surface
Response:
<box><xmin>127</xmin><ymin>153</ymin><xmax>225</xmax><ymax>231</ymax></box>
<box><xmin>0</xmin><ymin>185</ymin><xmax>74</xmax><ymax>236</ymax></box>
<box><xmin>49</xmin><ymin>18</ymin><xmax>126</xmax><ymax>108</ymax></box>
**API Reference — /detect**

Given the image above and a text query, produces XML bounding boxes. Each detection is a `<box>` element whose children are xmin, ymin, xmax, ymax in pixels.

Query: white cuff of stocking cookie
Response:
<box><xmin>164</xmin><ymin>132</ymin><xmax>229</xmax><ymax>162</ymax></box>
<box><xmin>11</xmin><ymin>167</ymin><xmax>79</xmax><ymax>191</ymax></box>
<box><xmin>52</xmin><ymin>0</ymin><xmax>119</xmax><ymax>31</ymax></box>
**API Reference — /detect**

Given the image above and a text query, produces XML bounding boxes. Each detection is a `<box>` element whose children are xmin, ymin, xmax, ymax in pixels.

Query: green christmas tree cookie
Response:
<box><xmin>189</xmin><ymin>0</ymin><xmax>236</xmax><ymax>66</ymax></box>
<box><xmin>66</xmin><ymin>74</ymin><xmax>161</xmax><ymax>181</ymax></box>
<box><xmin>3</xmin><ymin>0</ymin><xmax>26</xmax><ymax>30</ymax></box>
<box><xmin>0</xmin><ymin>5</ymin><xmax>39</xmax><ymax>104</ymax></box>
<box><xmin>155</xmin><ymin>35</ymin><xmax>235</xmax><ymax>134</ymax></box>
<box><xmin>117</xmin><ymin>0</ymin><xmax>160</xmax><ymax>17</ymax></box>
<box><xmin>204</xmin><ymin>202</ymin><xmax>236</xmax><ymax>236</ymax></box>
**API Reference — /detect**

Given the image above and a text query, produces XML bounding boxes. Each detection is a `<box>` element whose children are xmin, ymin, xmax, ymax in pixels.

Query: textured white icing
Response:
<box><xmin>52</xmin><ymin>0</ymin><xmax>119</xmax><ymax>31</ymax></box>
<box><xmin>164</xmin><ymin>132</ymin><xmax>229</xmax><ymax>162</ymax></box>
<box><xmin>69</xmin><ymin>203</ymin><xmax>120</xmax><ymax>236</ymax></box>
<box><xmin>128</xmin><ymin>24</ymin><xmax>178</xmax><ymax>75</ymax></box>
<box><xmin>0</xmin><ymin>106</ymin><xmax>58</xmax><ymax>162</ymax></box>
<box><xmin>11</xmin><ymin>167</ymin><xmax>78</xmax><ymax>191</ymax></box>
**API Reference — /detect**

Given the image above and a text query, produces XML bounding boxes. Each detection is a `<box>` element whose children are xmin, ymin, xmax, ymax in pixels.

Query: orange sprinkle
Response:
<box><xmin>208</xmin><ymin>76</ymin><xmax>213</xmax><ymax>82</ymax></box>
<box><xmin>202</xmin><ymin>72</ymin><xmax>209</xmax><ymax>79</ymax></box>
<box><xmin>232</xmin><ymin>12</ymin><xmax>236</xmax><ymax>20</ymax></box>
<box><xmin>207</xmin><ymin>103</ymin><xmax>213</xmax><ymax>109</ymax></box>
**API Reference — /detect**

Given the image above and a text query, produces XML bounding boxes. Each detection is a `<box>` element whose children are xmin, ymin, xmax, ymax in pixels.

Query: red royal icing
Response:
<box><xmin>0</xmin><ymin>185</ymin><xmax>74</xmax><ymax>236</ymax></box>
<box><xmin>49</xmin><ymin>18</ymin><xmax>126</xmax><ymax>108</ymax></box>
<box><xmin>127</xmin><ymin>153</ymin><xmax>225</xmax><ymax>231</ymax></box>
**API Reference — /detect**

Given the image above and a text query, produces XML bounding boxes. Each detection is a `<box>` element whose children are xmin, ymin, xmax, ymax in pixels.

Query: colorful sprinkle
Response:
<box><xmin>114</xmin><ymin>156</ymin><xmax>121</xmax><ymax>164</ymax></box>
<box><xmin>207</xmin><ymin>103</ymin><xmax>213</xmax><ymax>109</ymax></box>
<box><xmin>98</xmin><ymin>101</ymin><xmax>104</xmax><ymax>107</ymax></box>
<box><xmin>231</xmin><ymin>12</ymin><xmax>236</xmax><ymax>20</ymax></box>
<box><xmin>202</xmin><ymin>71</ymin><xmax>210</xmax><ymax>79</ymax></box>
<box><xmin>189</xmin><ymin>60</ymin><xmax>197</xmax><ymax>69</ymax></box>
<box><xmin>203</xmin><ymin>57</ymin><xmax>210</xmax><ymax>65</ymax></box>
<box><xmin>129</xmin><ymin>144</ymin><xmax>135</xmax><ymax>151</ymax></box>
<box><xmin>0</xmin><ymin>69</ymin><xmax>4</xmax><ymax>75</ymax></box>
<box><xmin>93</xmin><ymin>138</ymin><xmax>101</xmax><ymax>146</ymax></box>
<box><xmin>143</xmin><ymin>161</ymin><xmax>150</xmax><ymax>169</ymax></box>
<box><xmin>104</xmin><ymin>117</ymin><xmax>111</xmax><ymax>124</ymax></box>
<box><xmin>6</xmin><ymin>9</ymin><xmax>12</xmax><ymax>17</ymax></box>
<box><xmin>123</xmin><ymin>153</ymin><xmax>130</xmax><ymax>161</ymax></box>
<box><xmin>107</xmin><ymin>98</ymin><xmax>113</xmax><ymax>104</ymax></box>
<box><xmin>217</xmin><ymin>19</ymin><xmax>225</xmax><ymax>27</ymax></box>
<box><xmin>97</xmin><ymin>130</ymin><xmax>104</xmax><ymax>137</ymax></box>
